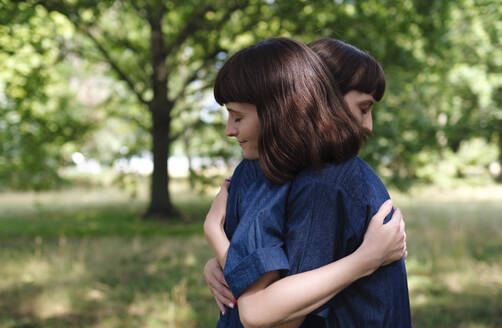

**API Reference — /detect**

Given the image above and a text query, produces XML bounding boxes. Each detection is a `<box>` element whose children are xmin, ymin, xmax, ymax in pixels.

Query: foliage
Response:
<box><xmin>0</xmin><ymin>0</ymin><xmax>501</xmax><ymax>196</ymax></box>
<box><xmin>0</xmin><ymin>5</ymin><xmax>97</xmax><ymax>190</ymax></box>
<box><xmin>415</xmin><ymin>138</ymin><xmax>499</xmax><ymax>187</ymax></box>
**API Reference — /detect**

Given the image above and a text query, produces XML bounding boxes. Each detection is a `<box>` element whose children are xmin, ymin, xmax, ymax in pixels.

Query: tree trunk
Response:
<box><xmin>144</xmin><ymin>106</ymin><xmax>178</xmax><ymax>218</ymax></box>
<box><xmin>497</xmin><ymin>119</ymin><xmax>502</xmax><ymax>183</ymax></box>
<box><xmin>144</xmin><ymin>10</ymin><xmax>178</xmax><ymax>219</ymax></box>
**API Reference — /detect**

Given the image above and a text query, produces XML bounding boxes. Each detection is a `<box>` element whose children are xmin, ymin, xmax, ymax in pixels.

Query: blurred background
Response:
<box><xmin>0</xmin><ymin>0</ymin><xmax>501</xmax><ymax>327</ymax></box>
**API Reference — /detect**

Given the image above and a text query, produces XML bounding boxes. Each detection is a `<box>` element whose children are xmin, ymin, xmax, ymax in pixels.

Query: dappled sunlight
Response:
<box><xmin>440</xmin><ymin>262</ymin><xmax>502</xmax><ymax>293</ymax></box>
<box><xmin>1</xmin><ymin>186</ymin><xmax>501</xmax><ymax>327</ymax></box>
<box><xmin>127</xmin><ymin>279</ymin><xmax>196</xmax><ymax>328</ymax></box>
<box><xmin>0</xmin><ymin>233</ymin><xmax>216</xmax><ymax>327</ymax></box>
<box><xmin>0</xmin><ymin>258</ymin><xmax>50</xmax><ymax>289</ymax></box>
<box><xmin>390</xmin><ymin>186</ymin><xmax>502</xmax><ymax>327</ymax></box>
<box><xmin>410</xmin><ymin>276</ymin><xmax>502</xmax><ymax>327</ymax></box>
<box><xmin>32</xmin><ymin>288</ymin><xmax>72</xmax><ymax>320</ymax></box>
<box><xmin>184</xmin><ymin>253</ymin><xmax>197</xmax><ymax>267</ymax></box>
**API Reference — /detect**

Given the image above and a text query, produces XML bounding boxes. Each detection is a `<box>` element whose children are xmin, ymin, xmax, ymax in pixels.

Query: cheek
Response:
<box><xmin>351</xmin><ymin>108</ymin><xmax>364</xmax><ymax>125</ymax></box>
<box><xmin>347</xmin><ymin>102</ymin><xmax>361</xmax><ymax>120</ymax></box>
<box><xmin>250</xmin><ymin>119</ymin><xmax>261</xmax><ymax>140</ymax></box>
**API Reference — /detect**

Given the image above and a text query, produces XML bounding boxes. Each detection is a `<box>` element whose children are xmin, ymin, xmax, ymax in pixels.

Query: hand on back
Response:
<box><xmin>358</xmin><ymin>199</ymin><xmax>407</xmax><ymax>271</ymax></box>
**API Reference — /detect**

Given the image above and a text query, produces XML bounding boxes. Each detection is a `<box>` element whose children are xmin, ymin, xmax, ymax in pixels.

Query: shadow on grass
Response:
<box><xmin>412</xmin><ymin>281</ymin><xmax>502</xmax><ymax>327</ymax></box>
<box><xmin>0</xmin><ymin>236</ymin><xmax>219</xmax><ymax>328</ymax></box>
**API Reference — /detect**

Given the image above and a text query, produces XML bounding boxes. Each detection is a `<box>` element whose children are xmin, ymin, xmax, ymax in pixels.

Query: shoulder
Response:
<box><xmin>346</xmin><ymin>157</ymin><xmax>389</xmax><ymax>200</ymax></box>
<box><xmin>290</xmin><ymin>157</ymin><xmax>389</xmax><ymax>205</ymax></box>
<box><xmin>329</xmin><ymin>156</ymin><xmax>390</xmax><ymax>204</ymax></box>
<box><xmin>288</xmin><ymin>159</ymin><xmax>354</xmax><ymax>206</ymax></box>
<box><xmin>229</xmin><ymin>159</ymin><xmax>259</xmax><ymax>188</ymax></box>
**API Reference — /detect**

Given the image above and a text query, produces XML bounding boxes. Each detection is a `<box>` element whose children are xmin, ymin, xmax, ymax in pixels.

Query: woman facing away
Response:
<box><xmin>204</xmin><ymin>37</ymin><xmax>411</xmax><ymax>327</ymax></box>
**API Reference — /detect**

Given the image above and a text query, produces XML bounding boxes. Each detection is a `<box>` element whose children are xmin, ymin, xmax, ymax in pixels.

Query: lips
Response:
<box><xmin>238</xmin><ymin>141</ymin><xmax>247</xmax><ymax>146</ymax></box>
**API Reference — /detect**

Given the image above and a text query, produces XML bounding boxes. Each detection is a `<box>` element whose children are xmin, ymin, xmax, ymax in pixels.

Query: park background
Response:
<box><xmin>1</xmin><ymin>0</ymin><xmax>501</xmax><ymax>327</ymax></box>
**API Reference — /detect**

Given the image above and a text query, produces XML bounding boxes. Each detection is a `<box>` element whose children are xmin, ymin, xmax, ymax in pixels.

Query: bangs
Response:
<box><xmin>308</xmin><ymin>38</ymin><xmax>386</xmax><ymax>101</ymax></box>
<box><xmin>348</xmin><ymin>56</ymin><xmax>386</xmax><ymax>101</ymax></box>
<box><xmin>214</xmin><ymin>45</ymin><xmax>265</xmax><ymax>106</ymax></box>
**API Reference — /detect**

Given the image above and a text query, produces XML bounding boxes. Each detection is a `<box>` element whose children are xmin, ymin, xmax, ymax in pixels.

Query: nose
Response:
<box><xmin>226</xmin><ymin>120</ymin><xmax>237</xmax><ymax>137</ymax></box>
<box><xmin>363</xmin><ymin>114</ymin><xmax>373</xmax><ymax>133</ymax></box>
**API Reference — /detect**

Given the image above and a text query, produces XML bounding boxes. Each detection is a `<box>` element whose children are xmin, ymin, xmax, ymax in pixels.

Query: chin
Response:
<box><xmin>242</xmin><ymin>150</ymin><xmax>259</xmax><ymax>160</ymax></box>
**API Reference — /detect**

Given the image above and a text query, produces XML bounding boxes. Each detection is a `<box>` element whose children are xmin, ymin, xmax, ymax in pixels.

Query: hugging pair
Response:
<box><xmin>204</xmin><ymin>37</ymin><xmax>411</xmax><ymax>328</ymax></box>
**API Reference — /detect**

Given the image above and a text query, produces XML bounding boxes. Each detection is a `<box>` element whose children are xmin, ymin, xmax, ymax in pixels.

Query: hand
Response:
<box><xmin>358</xmin><ymin>199</ymin><xmax>406</xmax><ymax>272</ymax></box>
<box><xmin>204</xmin><ymin>178</ymin><xmax>231</xmax><ymax>235</ymax></box>
<box><xmin>204</xmin><ymin>257</ymin><xmax>236</xmax><ymax>315</ymax></box>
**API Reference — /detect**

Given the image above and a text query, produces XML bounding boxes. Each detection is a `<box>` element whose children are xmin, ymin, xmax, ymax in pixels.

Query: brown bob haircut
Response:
<box><xmin>308</xmin><ymin>38</ymin><xmax>386</xmax><ymax>101</ymax></box>
<box><xmin>214</xmin><ymin>37</ymin><xmax>362</xmax><ymax>184</ymax></box>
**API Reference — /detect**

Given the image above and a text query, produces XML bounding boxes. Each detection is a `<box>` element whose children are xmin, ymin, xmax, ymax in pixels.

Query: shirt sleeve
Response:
<box><xmin>284</xmin><ymin>179</ymin><xmax>368</xmax><ymax>319</ymax></box>
<box><xmin>223</xmin><ymin>181</ymin><xmax>291</xmax><ymax>298</ymax></box>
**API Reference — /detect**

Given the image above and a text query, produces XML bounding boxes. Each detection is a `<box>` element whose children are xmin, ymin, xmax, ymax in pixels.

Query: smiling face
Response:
<box><xmin>225</xmin><ymin>102</ymin><xmax>261</xmax><ymax>160</ymax></box>
<box><xmin>343</xmin><ymin>90</ymin><xmax>375</xmax><ymax>135</ymax></box>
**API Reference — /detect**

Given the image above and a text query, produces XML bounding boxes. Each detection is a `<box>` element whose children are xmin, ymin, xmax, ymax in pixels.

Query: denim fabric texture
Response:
<box><xmin>216</xmin><ymin>158</ymin><xmax>412</xmax><ymax>328</ymax></box>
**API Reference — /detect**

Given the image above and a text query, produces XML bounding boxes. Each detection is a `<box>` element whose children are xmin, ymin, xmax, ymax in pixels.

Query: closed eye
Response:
<box><xmin>360</xmin><ymin>102</ymin><xmax>374</xmax><ymax>115</ymax></box>
<box><xmin>360</xmin><ymin>107</ymin><xmax>371</xmax><ymax>115</ymax></box>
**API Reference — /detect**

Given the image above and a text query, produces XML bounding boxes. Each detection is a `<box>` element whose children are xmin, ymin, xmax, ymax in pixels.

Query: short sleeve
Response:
<box><xmin>223</xmin><ymin>180</ymin><xmax>291</xmax><ymax>298</ymax></box>
<box><xmin>285</xmin><ymin>179</ymin><xmax>367</xmax><ymax>319</ymax></box>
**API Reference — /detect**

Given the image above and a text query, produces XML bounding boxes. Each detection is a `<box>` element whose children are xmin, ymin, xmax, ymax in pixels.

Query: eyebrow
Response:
<box><xmin>358</xmin><ymin>99</ymin><xmax>375</xmax><ymax>106</ymax></box>
<box><xmin>226</xmin><ymin>107</ymin><xmax>244</xmax><ymax>114</ymax></box>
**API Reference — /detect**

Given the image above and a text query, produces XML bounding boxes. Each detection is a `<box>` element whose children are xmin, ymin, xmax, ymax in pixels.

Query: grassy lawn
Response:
<box><xmin>0</xmin><ymin>183</ymin><xmax>501</xmax><ymax>327</ymax></box>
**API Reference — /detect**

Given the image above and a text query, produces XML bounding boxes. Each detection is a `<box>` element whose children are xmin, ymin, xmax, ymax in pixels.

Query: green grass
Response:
<box><xmin>0</xmin><ymin>183</ymin><xmax>502</xmax><ymax>327</ymax></box>
<box><xmin>0</xmin><ymin>184</ymin><xmax>212</xmax><ymax>239</ymax></box>
<box><xmin>392</xmin><ymin>185</ymin><xmax>502</xmax><ymax>328</ymax></box>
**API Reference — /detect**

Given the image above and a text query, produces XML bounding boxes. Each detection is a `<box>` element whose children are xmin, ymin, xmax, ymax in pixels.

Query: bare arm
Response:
<box><xmin>203</xmin><ymin>180</ymin><xmax>231</xmax><ymax>268</ymax></box>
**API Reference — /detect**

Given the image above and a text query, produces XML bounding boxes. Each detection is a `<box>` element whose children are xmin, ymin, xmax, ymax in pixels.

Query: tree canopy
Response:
<box><xmin>1</xmin><ymin>0</ymin><xmax>501</xmax><ymax>216</ymax></box>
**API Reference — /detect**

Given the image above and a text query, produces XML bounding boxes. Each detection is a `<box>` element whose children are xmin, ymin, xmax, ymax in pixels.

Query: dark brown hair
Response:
<box><xmin>308</xmin><ymin>38</ymin><xmax>386</xmax><ymax>101</ymax></box>
<box><xmin>214</xmin><ymin>37</ymin><xmax>362</xmax><ymax>184</ymax></box>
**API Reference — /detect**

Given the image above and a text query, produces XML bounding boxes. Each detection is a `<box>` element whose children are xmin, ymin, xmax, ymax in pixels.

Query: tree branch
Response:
<box><xmin>164</xmin><ymin>4</ymin><xmax>212</xmax><ymax>57</ymax></box>
<box><xmin>108</xmin><ymin>110</ymin><xmax>149</xmax><ymax>132</ymax></box>
<box><xmin>38</xmin><ymin>0</ymin><xmax>151</xmax><ymax>107</ymax></box>
<box><xmin>129</xmin><ymin>0</ymin><xmax>145</xmax><ymax>18</ymax></box>
<box><xmin>169</xmin><ymin>118</ymin><xmax>205</xmax><ymax>143</ymax></box>
<box><xmin>169</xmin><ymin>0</ymin><xmax>250</xmax><ymax>104</ymax></box>
<box><xmin>80</xmin><ymin>26</ymin><xmax>150</xmax><ymax>106</ymax></box>
<box><xmin>172</xmin><ymin>48</ymin><xmax>221</xmax><ymax>103</ymax></box>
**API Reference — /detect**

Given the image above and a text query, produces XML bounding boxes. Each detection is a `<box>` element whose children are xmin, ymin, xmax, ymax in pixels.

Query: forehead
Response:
<box><xmin>345</xmin><ymin>90</ymin><xmax>376</xmax><ymax>103</ymax></box>
<box><xmin>225</xmin><ymin>102</ymin><xmax>257</xmax><ymax>113</ymax></box>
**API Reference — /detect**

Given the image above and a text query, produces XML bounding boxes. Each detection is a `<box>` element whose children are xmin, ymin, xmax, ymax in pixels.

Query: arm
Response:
<box><xmin>204</xmin><ymin>189</ymin><xmax>406</xmax><ymax>327</ymax></box>
<box><xmin>237</xmin><ymin>200</ymin><xmax>405</xmax><ymax>328</ymax></box>
<box><xmin>203</xmin><ymin>179</ymin><xmax>231</xmax><ymax>268</ymax></box>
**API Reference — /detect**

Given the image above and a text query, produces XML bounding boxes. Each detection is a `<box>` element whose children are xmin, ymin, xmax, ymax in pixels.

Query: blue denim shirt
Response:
<box><xmin>216</xmin><ymin>158</ymin><xmax>411</xmax><ymax>327</ymax></box>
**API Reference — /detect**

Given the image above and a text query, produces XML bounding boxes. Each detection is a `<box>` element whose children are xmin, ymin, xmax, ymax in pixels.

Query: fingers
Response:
<box><xmin>373</xmin><ymin>199</ymin><xmax>393</xmax><ymax>224</ymax></box>
<box><xmin>388</xmin><ymin>207</ymin><xmax>403</xmax><ymax>228</ymax></box>
<box><xmin>397</xmin><ymin>208</ymin><xmax>406</xmax><ymax>255</ymax></box>
<box><xmin>214</xmin><ymin>276</ymin><xmax>235</xmax><ymax>301</ymax></box>
<box><xmin>221</xmin><ymin>178</ymin><xmax>231</xmax><ymax>190</ymax></box>
<box><xmin>214</xmin><ymin>266</ymin><xmax>230</xmax><ymax>288</ymax></box>
<box><xmin>211</xmin><ymin>284</ymin><xmax>235</xmax><ymax>310</ymax></box>
<box><xmin>215</xmin><ymin>297</ymin><xmax>226</xmax><ymax>315</ymax></box>
<box><xmin>400</xmin><ymin>213</ymin><xmax>405</xmax><ymax>234</ymax></box>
